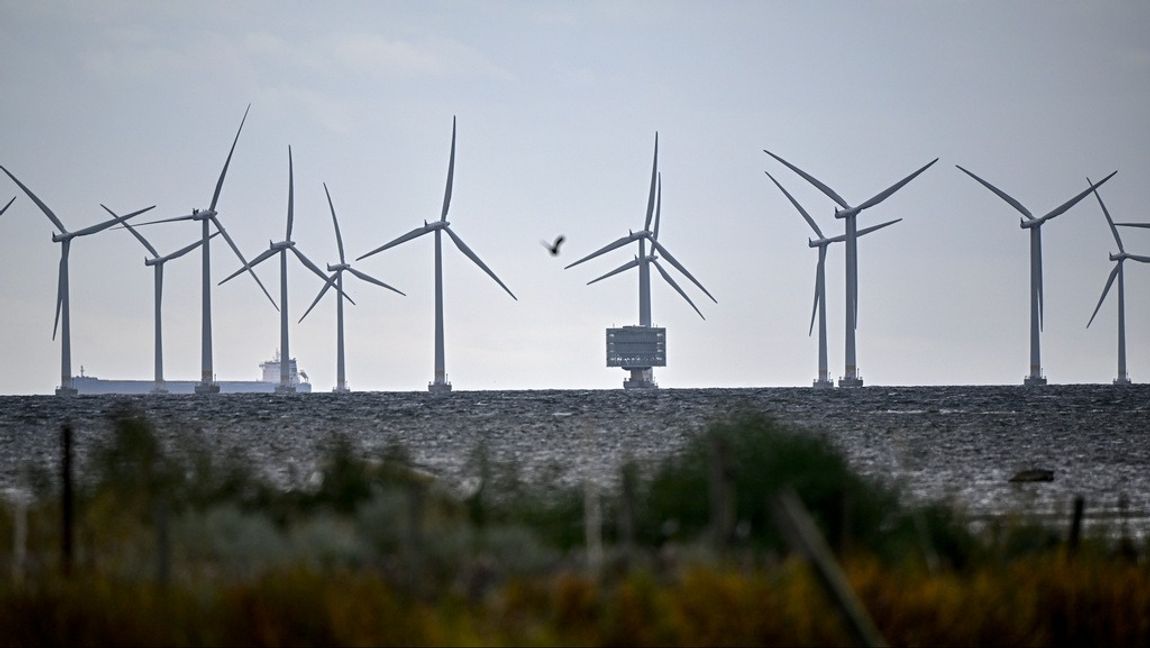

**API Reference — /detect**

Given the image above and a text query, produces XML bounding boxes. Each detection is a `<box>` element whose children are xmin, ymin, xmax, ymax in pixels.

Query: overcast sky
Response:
<box><xmin>1</xmin><ymin>1</ymin><xmax>1148</xmax><ymax>394</ymax></box>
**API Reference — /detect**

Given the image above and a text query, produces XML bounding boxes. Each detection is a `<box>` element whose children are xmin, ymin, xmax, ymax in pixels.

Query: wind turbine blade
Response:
<box><xmin>290</xmin><ymin>246</ymin><xmax>333</xmax><ymax>284</ymax></box>
<box><xmin>810</xmin><ymin>246</ymin><xmax>826</xmax><ymax>336</ymax></box>
<box><xmin>323</xmin><ymin>183</ymin><xmax>346</xmax><ymax>264</ymax></box>
<box><xmin>1127</xmin><ymin>254</ymin><xmax>1150</xmax><ymax>263</ymax></box>
<box><xmin>347</xmin><ymin>266</ymin><xmax>405</xmax><ymax>296</ymax></box>
<box><xmin>286</xmin><ymin>146</ymin><xmax>294</xmax><ymax>241</ymax></box>
<box><xmin>219</xmin><ymin>246</ymin><xmax>277</xmax><ymax>285</ymax></box>
<box><xmin>587</xmin><ymin>257</ymin><xmax>641</xmax><ymax>286</ymax></box>
<box><xmin>653</xmin><ymin>259</ymin><xmax>705</xmax><ymax>320</ymax></box>
<box><xmin>1039</xmin><ymin>170</ymin><xmax>1117</xmax><ymax>224</ymax></box>
<box><xmin>441</xmin><ymin>116</ymin><xmax>456</xmax><ymax>222</ymax></box>
<box><xmin>73</xmin><ymin>205</ymin><xmax>155</xmax><ymax>237</ymax></box>
<box><xmin>766</xmin><ymin>170</ymin><xmax>823</xmax><ymax>239</ymax></box>
<box><xmin>564</xmin><ymin>232</ymin><xmax>642</xmax><ymax>269</ymax></box>
<box><xmin>0</xmin><ymin>195</ymin><xmax>14</xmax><ymax>216</ymax></box>
<box><xmin>1087</xmin><ymin>177</ymin><xmax>1124</xmax><ymax>253</ymax></box>
<box><xmin>212</xmin><ymin>215</ymin><xmax>278</xmax><ymax>310</ymax></box>
<box><xmin>443</xmin><ymin>226</ymin><xmax>517</xmax><ymax>300</ymax></box>
<box><xmin>210</xmin><ymin>104</ymin><xmax>250</xmax><ymax>212</ymax></box>
<box><xmin>0</xmin><ymin>164</ymin><xmax>68</xmax><ymax>232</ymax></box>
<box><xmin>158</xmin><ymin>232</ymin><xmax>219</xmax><ymax>264</ymax></box>
<box><xmin>356</xmin><ymin>223</ymin><xmax>434</xmax><ymax>261</ymax></box>
<box><xmin>1116</xmin><ymin>222</ymin><xmax>1150</xmax><ymax>229</ymax></box>
<box><xmin>855</xmin><ymin>158</ymin><xmax>938</xmax><ymax>212</ymax></box>
<box><xmin>1087</xmin><ymin>263</ymin><xmax>1120</xmax><ymax>328</ymax></box>
<box><xmin>113</xmin><ymin>213</ymin><xmax>198</xmax><ymax>230</ymax></box>
<box><xmin>762</xmin><ymin>150</ymin><xmax>849</xmax><ymax>209</ymax></box>
<box><xmin>649</xmin><ymin>240</ymin><xmax>717</xmax><ymax>303</ymax></box>
<box><xmin>298</xmin><ymin>273</ymin><xmax>337</xmax><ymax>323</ymax></box>
<box><xmin>104</xmin><ymin>205</ymin><xmax>159</xmax><ymax>258</ymax></box>
<box><xmin>52</xmin><ymin>244</ymin><xmax>66</xmax><ymax>341</ymax></box>
<box><xmin>653</xmin><ymin>172</ymin><xmax>662</xmax><ymax>241</ymax></box>
<box><xmin>955</xmin><ymin>165</ymin><xmax>1033</xmax><ymax>220</ymax></box>
<box><xmin>643</xmin><ymin>132</ymin><xmax>659</xmax><ymax>231</ymax></box>
<box><xmin>856</xmin><ymin>218</ymin><xmax>902</xmax><ymax>238</ymax></box>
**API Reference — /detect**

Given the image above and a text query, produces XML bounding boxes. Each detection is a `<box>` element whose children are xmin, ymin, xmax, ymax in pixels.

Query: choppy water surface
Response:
<box><xmin>0</xmin><ymin>385</ymin><xmax>1146</xmax><ymax>523</ymax></box>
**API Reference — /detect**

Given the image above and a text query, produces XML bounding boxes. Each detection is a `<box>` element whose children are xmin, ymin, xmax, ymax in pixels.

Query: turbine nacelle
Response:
<box><xmin>190</xmin><ymin>208</ymin><xmax>216</xmax><ymax>221</ymax></box>
<box><xmin>832</xmin><ymin>206</ymin><xmax>859</xmax><ymax>220</ymax></box>
<box><xmin>1019</xmin><ymin>218</ymin><xmax>1043</xmax><ymax>230</ymax></box>
<box><xmin>271</xmin><ymin>240</ymin><xmax>296</xmax><ymax>251</ymax></box>
<box><xmin>1110</xmin><ymin>252</ymin><xmax>1129</xmax><ymax>263</ymax></box>
<box><xmin>327</xmin><ymin>262</ymin><xmax>350</xmax><ymax>272</ymax></box>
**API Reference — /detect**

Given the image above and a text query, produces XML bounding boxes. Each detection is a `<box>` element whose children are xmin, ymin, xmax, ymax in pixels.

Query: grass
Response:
<box><xmin>0</xmin><ymin>404</ymin><xmax>1146</xmax><ymax>646</ymax></box>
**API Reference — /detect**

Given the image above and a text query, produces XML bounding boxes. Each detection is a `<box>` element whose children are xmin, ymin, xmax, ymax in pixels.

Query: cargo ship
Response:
<box><xmin>72</xmin><ymin>352</ymin><xmax>312</xmax><ymax>394</ymax></box>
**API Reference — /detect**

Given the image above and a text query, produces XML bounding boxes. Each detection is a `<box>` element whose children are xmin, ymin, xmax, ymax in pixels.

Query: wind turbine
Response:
<box><xmin>299</xmin><ymin>183</ymin><xmax>405</xmax><ymax>392</ymax></box>
<box><xmin>1085</xmin><ymin>180</ymin><xmax>1148</xmax><ymax>385</ymax></box>
<box><xmin>565</xmin><ymin>133</ymin><xmax>716</xmax><ymax>389</ymax></box>
<box><xmin>764</xmin><ymin>150</ymin><xmax>937</xmax><ymax>387</ymax></box>
<box><xmin>956</xmin><ymin>166</ymin><xmax>1117</xmax><ymax>386</ymax></box>
<box><xmin>220</xmin><ymin>147</ymin><xmax>338</xmax><ymax>393</ymax></box>
<box><xmin>110</xmin><ymin>206</ymin><xmax>217</xmax><ymax>393</ymax></box>
<box><xmin>765</xmin><ymin>171</ymin><xmax>899</xmax><ymax>388</ymax></box>
<box><xmin>125</xmin><ymin>105</ymin><xmax>276</xmax><ymax>393</ymax></box>
<box><xmin>357</xmin><ymin>117</ymin><xmax>516</xmax><ymax>393</ymax></box>
<box><xmin>0</xmin><ymin>164</ymin><xmax>153</xmax><ymax>395</ymax></box>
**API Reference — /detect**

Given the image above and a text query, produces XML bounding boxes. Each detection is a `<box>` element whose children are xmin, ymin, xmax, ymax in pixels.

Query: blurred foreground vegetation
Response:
<box><xmin>1</xmin><ymin>405</ymin><xmax>1147</xmax><ymax>646</ymax></box>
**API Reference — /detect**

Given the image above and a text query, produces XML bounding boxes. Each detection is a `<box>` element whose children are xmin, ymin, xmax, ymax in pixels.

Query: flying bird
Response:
<box><xmin>542</xmin><ymin>235</ymin><xmax>565</xmax><ymax>256</ymax></box>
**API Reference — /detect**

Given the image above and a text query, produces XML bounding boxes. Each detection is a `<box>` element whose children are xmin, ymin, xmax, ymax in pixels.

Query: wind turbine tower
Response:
<box><xmin>765</xmin><ymin>172</ymin><xmax>899</xmax><ymax>388</ymax></box>
<box><xmin>764</xmin><ymin>150</ymin><xmax>937</xmax><ymax>387</ymax></box>
<box><xmin>113</xmin><ymin>207</ymin><xmax>216</xmax><ymax>393</ymax></box>
<box><xmin>358</xmin><ymin>117</ymin><xmax>517</xmax><ymax>394</ymax></box>
<box><xmin>221</xmin><ymin>147</ymin><xmax>339</xmax><ymax>393</ymax></box>
<box><xmin>1085</xmin><ymin>180</ymin><xmax>1148</xmax><ymax>385</ymax></box>
<box><xmin>957</xmin><ymin>166</ymin><xmax>1116</xmax><ymax>386</ymax></box>
<box><xmin>0</xmin><ymin>165</ymin><xmax>152</xmax><ymax>395</ymax></box>
<box><xmin>566</xmin><ymin>133</ymin><xmax>716</xmax><ymax>389</ymax></box>
<box><xmin>299</xmin><ymin>183</ymin><xmax>405</xmax><ymax>392</ymax></box>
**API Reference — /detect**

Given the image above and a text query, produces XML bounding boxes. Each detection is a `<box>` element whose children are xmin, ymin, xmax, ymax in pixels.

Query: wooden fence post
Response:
<box><xmin>60</xmin><ymin>423</ymin><xmax>74</xmax><ymax>577</ymax></box>
<box><xmin>1067</xmin><ymin>495</ymin><xmax>1085</xmax><ymax>555</ymax></box>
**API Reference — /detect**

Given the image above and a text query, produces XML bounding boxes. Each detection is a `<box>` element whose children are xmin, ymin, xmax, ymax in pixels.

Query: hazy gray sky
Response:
<box><xmin>1</xmin><ymin>1</ymin><xmax>1148</xmax><ymax>394</ymax></box>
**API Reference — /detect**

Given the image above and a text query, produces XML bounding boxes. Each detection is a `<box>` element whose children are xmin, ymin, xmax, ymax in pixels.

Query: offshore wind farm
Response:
<box><xmin>0</xmin><ymin>111</ymin><xmax>1144</xmax><ymax>394</ymax></box>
